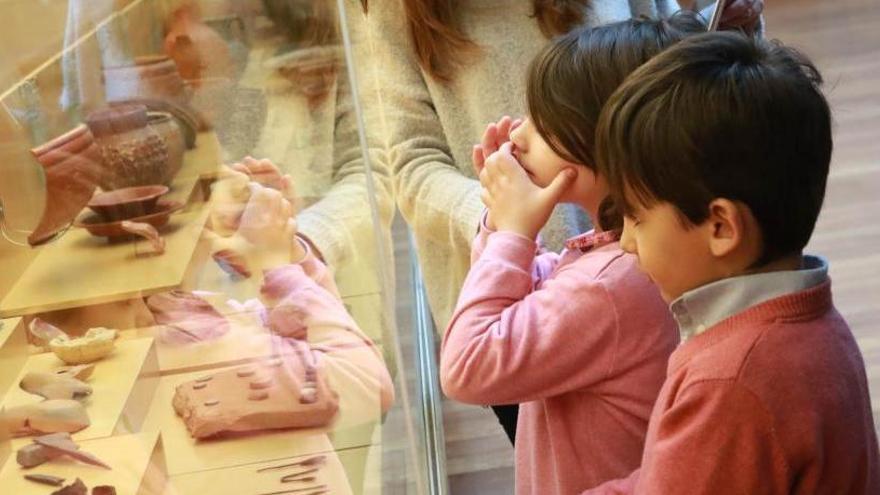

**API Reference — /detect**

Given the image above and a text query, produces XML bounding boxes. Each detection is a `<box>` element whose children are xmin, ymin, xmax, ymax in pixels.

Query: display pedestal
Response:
<box><xmin>0</xmin><ymin>430</ymin><xmax>166</xmax><ymax>495</ymax></box>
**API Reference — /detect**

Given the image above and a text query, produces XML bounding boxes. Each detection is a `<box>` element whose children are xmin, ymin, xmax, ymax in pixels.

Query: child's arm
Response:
<box><xmin>471</xmin><ymin>209</ymin><xmax>561</xmax><ymax>284</ymax></box>
<box><xmin>261</xmin><ymin>257</ymin><xmax>395</xmax><ymax>422</ymax></box>
<box><xmin>586</xmin><ymin>382</ymin><xmax>785</xmax><ymax>494</ymax></box>
<box><xmin>441</xmin><ymin>230</ymin><xmax>622</xmax><ymax>405</ymax></box>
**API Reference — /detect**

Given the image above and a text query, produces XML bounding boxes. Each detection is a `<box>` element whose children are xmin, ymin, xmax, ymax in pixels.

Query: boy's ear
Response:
<box><xmin>705</xmin><ymin>198</ymin><xmax>746</xmax><ymax>259</ymax></box>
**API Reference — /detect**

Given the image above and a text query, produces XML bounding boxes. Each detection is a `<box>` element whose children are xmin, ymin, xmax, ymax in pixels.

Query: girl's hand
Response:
<box><xmin>479</xmin><ymin>143</ymin><xmax>575</xmax><ymax>240</ymax></box>
<box><xmin>472</xmin><ymin>115</ymin><xmax>524</xmax><ymax>175</ymax></box>
<box><xmin>719</xmin><ymin>0</ymin><xmax>763</xmax><ymax>31</ymax></box>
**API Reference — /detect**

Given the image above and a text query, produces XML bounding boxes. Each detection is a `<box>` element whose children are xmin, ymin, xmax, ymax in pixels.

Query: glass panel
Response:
<box><xmin>0</xmin><ymin>1</ymin><xmax>440</xmax><ymax>494</ymax></box>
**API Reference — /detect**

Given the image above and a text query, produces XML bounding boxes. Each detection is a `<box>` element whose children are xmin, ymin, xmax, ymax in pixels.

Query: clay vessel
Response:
<box><xmin>103</xmin><ymin>55</ymin><xmax>189</xmax><ymax>105</ymax></box>
<box><xmin>28</xmin><ymin>126</ymin><xmax>103</xmax><ymax>246</ymax></box>
<box><xmin>147</xmin><ymin>112</ymin><xmax>185</xmax><ymax>181</ymax></box>
<box><xmin>86</xmin><ymin>104</ymin><xmax>170</xmax><ymax>190</ymax></box>
<box><xmin>87</xmin><ymin>185</ymin><xmax>169</xmax><ymax>221</ymax></box>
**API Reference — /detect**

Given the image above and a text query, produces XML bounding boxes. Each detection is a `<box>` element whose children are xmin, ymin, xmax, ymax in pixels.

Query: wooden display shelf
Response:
<box><xmin>0</xmin><ymin>207</ymin><xmax>211</xmax><ymax>317</ymax></box>
<box><xmin>141</xmin><ymin>361</ymin><xmax>383</xmax><ymax>476</ymax></box>
<box><xmin>2</xmin><ymin>337</ymin><xmax>158</xmax><ymax>447</ymax></box>
<box><xmin>0</xmin><ymin>430</ymin><xmax>166</xmax><ymax>495</ymax></box>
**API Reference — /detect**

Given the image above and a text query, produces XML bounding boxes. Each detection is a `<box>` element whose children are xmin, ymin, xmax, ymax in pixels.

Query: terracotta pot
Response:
<box><xmin>147</xmin><ymin>112</ymin><xmax>185</xmax><ymax>183</ymax></box>
<box><xmin>27</xmin><ymin>131</ymin><xmax>103</xmax><ymax>246</ymax></box>
<box><xmin>87</xmin><ymin>185</ymin><xmax>169</xmax><ymax>221</ymax></box>
<box><xmin>86</xmin><ymin>105</ymin><xmax>170</xmax><ymax>190</ymax></box>
<box><xmin>103</xmin><ymin>55</ymin><xmax>190</xmax><ymax>105</ymax></box>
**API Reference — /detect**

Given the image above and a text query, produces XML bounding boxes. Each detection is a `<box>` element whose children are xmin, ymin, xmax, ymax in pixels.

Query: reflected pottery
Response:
<box><xmin>27</xmin><ymin>125</ymin><xmax>102</xmax><ymax>246</ymax></box>
<box><xmin>86</xmin><ymin>105</ymin><xmax>170</xmax><ymax>190</ymax></box>
<box><xmin>147</xmin><ymin>112</ymin><xmax>185</xmax><ymax>181</ymax></box>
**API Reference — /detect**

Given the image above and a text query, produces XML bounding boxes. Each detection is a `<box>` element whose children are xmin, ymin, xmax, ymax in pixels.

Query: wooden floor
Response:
<box><xmin>389</xmin><ymin>0</ymin><xmax>880</xmax><ymax>492</ymax></box>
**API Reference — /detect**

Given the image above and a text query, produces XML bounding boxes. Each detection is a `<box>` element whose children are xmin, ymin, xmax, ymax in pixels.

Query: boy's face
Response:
<box><xmin>509</xmin><ymin>118</ymin><xmax>583</xmax><ymax>201</ymax></box>
<box><xmin>619</xmin><ymin>198</ymin><xmax>718</xmax><ymax>303</ymax></box>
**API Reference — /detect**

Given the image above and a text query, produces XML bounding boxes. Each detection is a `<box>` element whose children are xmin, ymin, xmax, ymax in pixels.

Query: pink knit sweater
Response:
<box><xmin>441</xmin><ymin>226</ymin><xmax>678</xmax><ymax>494</ymax></box>
<box><xmin>586</xmin><ymin>280</ymin><xmax>880</xmax><ymax>494</ymax></box>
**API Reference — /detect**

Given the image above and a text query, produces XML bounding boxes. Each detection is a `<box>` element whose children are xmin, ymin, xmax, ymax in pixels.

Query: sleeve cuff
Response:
<box><xmin>481</xmin><ymin>231</ymin><xmax>538</xmax><ymax>272</ymax></box>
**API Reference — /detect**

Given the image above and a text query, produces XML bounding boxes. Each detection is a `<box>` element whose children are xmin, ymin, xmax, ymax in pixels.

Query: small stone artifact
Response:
<box><xmin>49</xmin><ymin>327</ymin><xmax>117</xmax><ymax>364</ymax></box>
<box><xmin>20</xmin><ymin>370</ymin><xmax>93</xmax><ymax>400</ymax></box>
<box><xmin>17</xmin><ymin>443</ymin><xmax>64</xmax><ymax>468</ymax></box>
<box><xmin>3</xmin><ymin>400</ymin><xmax>90</xmax><ymax>437</ymax></box>
<box><xmin>24</xmin><ymin>473</ymin><xmax>66</xmax><ymax>486</ymax></box>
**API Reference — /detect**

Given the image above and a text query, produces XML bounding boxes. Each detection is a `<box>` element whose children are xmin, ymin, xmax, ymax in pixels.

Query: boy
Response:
<box><xmin>585</xmin><ymin>32</ymin><xmax>880</xmax><ymax>494</ymax></box>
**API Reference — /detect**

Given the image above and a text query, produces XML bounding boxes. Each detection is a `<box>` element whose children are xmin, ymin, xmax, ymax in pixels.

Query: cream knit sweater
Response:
<box><xmin>369</xmin><ymin>0</ymin><xmax>681</xmax><ymax>329</ymax></box>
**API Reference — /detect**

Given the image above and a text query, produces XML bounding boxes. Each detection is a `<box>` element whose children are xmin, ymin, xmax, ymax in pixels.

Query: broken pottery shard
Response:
<box><xmin>28</xmin><ymin>318</ymin><xmax>67</xmax><ymax>347</ymax></box>
<box><xmin>24</xmin><ymin>473</ymin><xmax>66</xmax><ymax>486</ymax></box>
<box><xmin>20</xmin><ymin>371</ymin><xmax>93</xmax><ymax>400</ymax></box>
<box><xmin>17</xmin><ymin>444</ymin><xmax>64</xmax><ymax>468</ymax></box>
<box><xmin>52</xmin><ymin>478</ymin><xmax>87</xmax><ymax>495</ymax></box>
<box><xmin>120</xmin><ymin>221</ymin><xmax>166</xmax><ymax>254</ymax></box>
<box><xmin>92</xmin><ymin>486</ymin><xmax>117</xmax><ymax>495</ymax></box>
<box><xmin>49</xmin><ymin>328</ymin><xmax>117</xmax><ymax>365</ymax></box>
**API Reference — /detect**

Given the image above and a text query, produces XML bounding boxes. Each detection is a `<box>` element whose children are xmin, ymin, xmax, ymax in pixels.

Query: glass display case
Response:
<box><xmin>0</xmin><ymin>0</ymin><xmax>445</xmax><ymax>493</ymax></box>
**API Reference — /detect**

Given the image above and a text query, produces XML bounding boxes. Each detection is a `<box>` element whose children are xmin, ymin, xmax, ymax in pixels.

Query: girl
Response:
<box><xmin>440</xmin><ymin>14</ymin><xmax>705</xmax><ymax>494</ymax></box>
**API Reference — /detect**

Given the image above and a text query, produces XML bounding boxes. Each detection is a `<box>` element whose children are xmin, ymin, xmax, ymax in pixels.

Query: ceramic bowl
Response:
<box><xmin>76</xmin><ymin>200</ymin><xmax>183</xmax><ymax>239</ymax></box>
<box><xmin>87</xmin><ymin>185</ymin><xmax>169</xmax><ymax>221</ymax></box>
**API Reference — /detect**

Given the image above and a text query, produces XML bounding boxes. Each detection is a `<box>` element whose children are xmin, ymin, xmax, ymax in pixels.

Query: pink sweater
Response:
<box><xmin>441</xmin><ymin>225</ymin><xmax>678</xmax><ymax>494</ymax></box>
<box><xmin>586</xmin><ymin>281</ymin><xmax>880</xmax><ymax>495</ymax></box>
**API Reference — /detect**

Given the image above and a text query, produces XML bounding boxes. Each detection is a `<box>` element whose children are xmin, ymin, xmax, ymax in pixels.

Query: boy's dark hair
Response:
<box><xmin>526</xmin><ymin>12</ymin><xmax>705</xmax><ymax>230</ymax></box>
<box><xmin>595</xmin><ymin>32</ymin><xmax>832</xmax><ymax>266</ymax></box>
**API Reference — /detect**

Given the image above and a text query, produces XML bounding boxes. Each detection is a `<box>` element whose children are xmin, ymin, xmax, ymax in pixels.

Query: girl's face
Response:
<box><xmin>509</xmin><ymin>117</ymin><xmax>590</xmax><ymax>203</ymax></box>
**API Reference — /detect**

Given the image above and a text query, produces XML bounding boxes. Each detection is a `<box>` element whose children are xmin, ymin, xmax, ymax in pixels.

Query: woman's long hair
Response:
<box><xmin>365</xmin><ymin>0</ymin><xmax>592</xmax><ymax>82</ymax></box>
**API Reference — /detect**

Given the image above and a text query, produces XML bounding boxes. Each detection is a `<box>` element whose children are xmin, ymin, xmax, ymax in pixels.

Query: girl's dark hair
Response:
<box><xmin>384</xmin><ymin>0</ymin><xmax>593</xmax><ymax>83</ymax></box>
<box><xmin>526</xmin><ymin>12</ymin><xmax>706</xmax><ymax>230</ymax></box>
<box><xmin>595</xmin><ymin>32</ymin><xmax>832</xmax><ymax>266</ymax></box>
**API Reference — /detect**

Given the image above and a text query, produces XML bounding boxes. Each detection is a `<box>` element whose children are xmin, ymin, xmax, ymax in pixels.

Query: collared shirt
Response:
<box><xmin>670</xmin><ymin>255</ymin><xmax>829</xmax><ymax>342</ymax></box>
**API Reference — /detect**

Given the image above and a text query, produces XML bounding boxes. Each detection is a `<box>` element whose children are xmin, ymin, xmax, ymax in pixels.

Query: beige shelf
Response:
<box><xmin>0</xmin><ymin>207</ymin><xmax>211</xmax><ymax>317</ymax></box>
<box><xmin>3</xmin><ymin>337</ymin><xmax>158</xmax><ymax>447</ymax></box>
<box><xmin>0</xmin><ymin>430</ymin><xmax>165</xmax><ymax>495</ymax></box>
